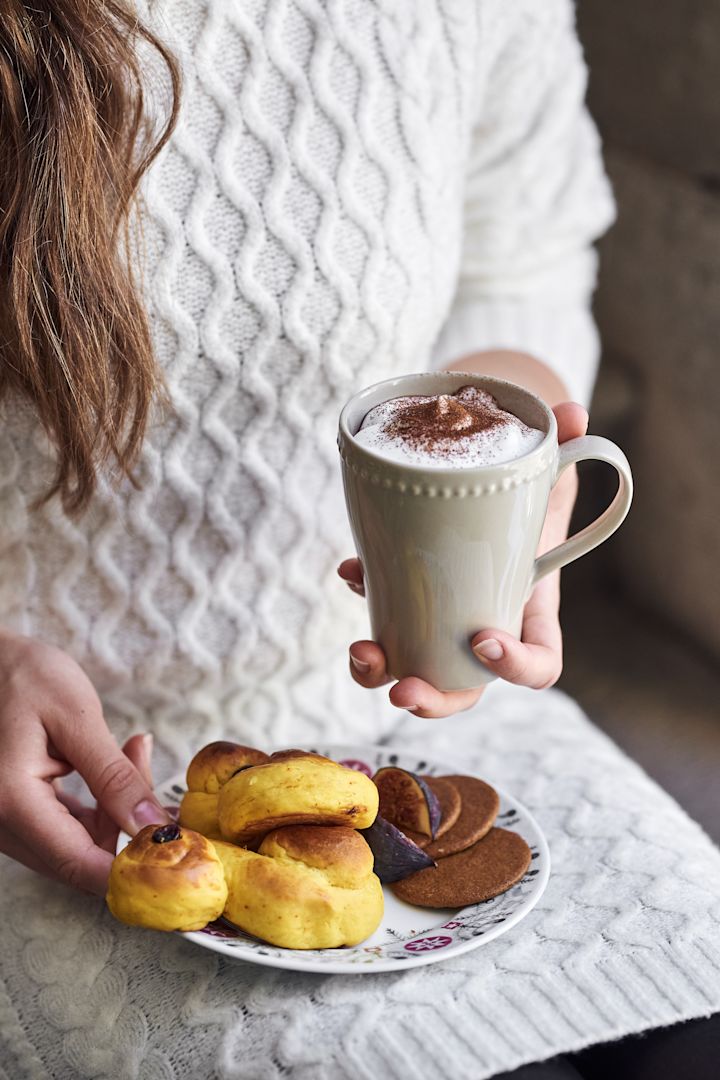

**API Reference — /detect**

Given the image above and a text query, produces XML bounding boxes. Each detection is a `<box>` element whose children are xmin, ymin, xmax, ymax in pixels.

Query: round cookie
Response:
<box><xmin>417</xmin><ymin>775</ymin><xmax>499</xmax><ymax>858</ymax></box>
<box><xmin>392</xmin><ymin>827</ymin><xmax>531</xmax><ymax>908</ymax></box>
<box><xmin>423</xmin><ymin>776</ymin><xmax>462</xmax><ymax>838</ymax></box>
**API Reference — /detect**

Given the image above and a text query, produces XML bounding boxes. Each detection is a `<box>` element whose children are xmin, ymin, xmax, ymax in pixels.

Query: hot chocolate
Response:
<box><xmin>354</xmin><ymin>386</ymin><xmax>545</xmax><ymax>468</ymax></box>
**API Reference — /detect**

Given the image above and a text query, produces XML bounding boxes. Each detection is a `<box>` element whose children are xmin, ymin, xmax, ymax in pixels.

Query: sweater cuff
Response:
<box><xmin>431</xmin><ymin>298</ymin><xmax>602</xmax><ymax>409</ymax></box>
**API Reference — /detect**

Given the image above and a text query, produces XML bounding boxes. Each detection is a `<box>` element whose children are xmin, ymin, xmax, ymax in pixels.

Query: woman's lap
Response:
<box><xmin>496</xmin><ymin>1014</ymin><xmax>720</xmax><ymax>1080</ymax></box>
<box><xmin>3</xmin><ymin>686</ymin><xmax>720</xmax><ymax>1078</ymax></box>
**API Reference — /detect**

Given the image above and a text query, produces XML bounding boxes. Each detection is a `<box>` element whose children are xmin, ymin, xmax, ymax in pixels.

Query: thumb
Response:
<box><xmin>53</xmin><ymin>719</ymin><xmax>168</xmax><ymax>836</ymax></box>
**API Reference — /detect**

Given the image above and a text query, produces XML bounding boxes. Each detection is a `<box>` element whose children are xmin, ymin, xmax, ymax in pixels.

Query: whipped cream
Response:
<box><xmin>354</xmin><ymin>386</ymin><xmax>545</xmax><ymax>468</ymax></box>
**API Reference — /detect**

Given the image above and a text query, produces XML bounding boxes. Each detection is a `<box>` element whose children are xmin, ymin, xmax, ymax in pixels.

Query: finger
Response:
<box><xmin>3</xmin><ymin>779</ymin><xmax>113</xmax><ymax>895</ymax></box>
<box><xmin>348</xmin><ymin>640</ymin><xmax>392</xmax><ymax>688</ymax></box>
<box><xmin>0</xmin><ymin>826</ymin><xmax>65</xmax><ymax>884</ymax></box>
<box><xmin>53</xmin><ymin>783</ymin><xmax>124</xmax><ymax>852</ymax></box>
<box><xmin>553</xmin><ymin>402</ymin><xmax>588</xmax><ymax>444</ymax></box>
<box><xmin>471</xmin><ymin>622</ymin><xmax>562</xmax><ymax>690</ymax></box>
<box><xmin>48</xmin><ymin>791</ymin><xmax>112</xmax><ymax>851</ymax></box>
<box><xmin>82</xmin><ymin>811</ymin><xmax>121</xmax><ymax>854</ymax></box>
<box><xmin>337</xmin><ymin>559</ymin><xmax>365</xmax><ymax>596</ymax></box>
<box><xmin>122</xmin><ymin>733</ymin><xmax>154</xmax><ymax>789</ymax></box>
<box><xmin>44</xmin><ymin>744</ymin><xmax>74</xmax><ymax>780</ymax></box>
<box><xmin>54</xmin><ymin>736</ymin><xmax>156</xmax><ymax>853</ymax></box>
<box><xmin>51</xmin><ymin>780</ymin><xmax>86</xmax><ymax>817</ymax></box>
<box><xmin>389</xmin><ymin>677</ymin><xmax>484</xmax><ymax>719</ymax></box>
<box><xmin>93</xmin><ymin>734</ymin><xmax>157</xmax><ymax>852</ymax></box>
<box><xmin>47</xmin><ymin>714</ymin><xmax>168</xmax><ymax>837</ymax></box>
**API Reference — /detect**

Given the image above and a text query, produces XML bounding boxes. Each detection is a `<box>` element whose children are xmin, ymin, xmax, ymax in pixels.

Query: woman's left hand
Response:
<box><xmin>338</xmin><ymin>402</ymin><xmax>588</xmax><ymax>719</ymax></box>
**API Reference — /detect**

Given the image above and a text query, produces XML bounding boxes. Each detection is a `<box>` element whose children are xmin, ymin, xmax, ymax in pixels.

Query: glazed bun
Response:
<box><xmin>179</xmin><ymin>741</ymin><xmax>270</xmax><ymax>840</ymax></box>
<box><xmin>177</xmin><ymin>792</ymin><xmax>222</xmax><ymax>840</ymax></box>
<box><xmin>217</xmin><ymin>753</ymin><xmax>379</xmax><ymax>844</ymax></box>
<box><xmin>186</xmin><ymin>741</ymin><xmax>270</xmax><ymax>793</ymax></box>
<box><xmin>107</xmin><ymin>824</ymin><xmax>228</xmax><ymax>932</ymax></box>
<box><xmin>268</xmin><ymin>748</ymin><xmax>326</xmax><ymax>763</ymax></box>
<box><xmin>214</xmin><ymin>826</ymin><xmax>384</xmax><ymax>949</ymax></box>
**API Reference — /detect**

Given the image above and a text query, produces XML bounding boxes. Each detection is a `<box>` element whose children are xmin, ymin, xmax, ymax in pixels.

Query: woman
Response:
<box><xmin>1</xmin><ymin>3</ymin><xmax>718</xmax><ymax>1078</ymax></box>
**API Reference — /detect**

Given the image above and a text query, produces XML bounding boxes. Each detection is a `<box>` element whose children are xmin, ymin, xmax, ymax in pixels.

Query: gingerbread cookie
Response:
<box><xmin>423</xmin><ymin>776</ymin><xmax>462</xmax><ymax>838</ymax></box>
<box><xmin>409</xmin><ymin>775</ymin><xmax>499</xmax><ymax>858</ymax></box>
<box><xmin>392</xmin><ymin>827</ymin><xmax>531</xmax><ymax>908</ymax></box>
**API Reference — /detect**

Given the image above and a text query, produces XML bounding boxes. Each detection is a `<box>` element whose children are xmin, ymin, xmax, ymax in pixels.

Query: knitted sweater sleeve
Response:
<box><xmin>433</xmin><ymin>0</ymin><xmax>616</xmax><ymax>407</ymax></box>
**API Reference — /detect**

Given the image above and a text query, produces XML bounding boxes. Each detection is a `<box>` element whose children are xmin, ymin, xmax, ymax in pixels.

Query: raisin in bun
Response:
<box><xmin>107</xmin><ymin>824</ymin><xmax>228</xmax><ymax>932</ymax></box>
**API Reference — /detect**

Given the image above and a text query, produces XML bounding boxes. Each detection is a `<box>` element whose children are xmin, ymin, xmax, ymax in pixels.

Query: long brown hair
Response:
<box><xmin>0</xmin><ymin>1</ymin><xmax>180</xmax><ymax>513</ymax></box>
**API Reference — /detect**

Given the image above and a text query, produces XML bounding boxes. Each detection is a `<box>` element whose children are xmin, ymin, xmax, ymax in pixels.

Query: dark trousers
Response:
<box><xmin>495</xmin><ymin>1014</ymin><xmax>720</xmax><ymax>1080</ymax></box>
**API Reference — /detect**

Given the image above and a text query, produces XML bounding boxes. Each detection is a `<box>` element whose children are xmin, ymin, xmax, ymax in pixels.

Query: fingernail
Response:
<box><xmin>350</xmin><ymin>654</ymin><xmax>371</xmax><ymax>674</ymax></box>
<box><xmin>346</xmin><ymin>582</ymin><xmax>364</xmax><ymax>595</ymax></box>
<box><xmin>405</xmin><ymin>705</ymin><xmax>419</xmax><ymax>713</ymax></box>
<box><xmin>132</xmin><ymin>799</ymin><xmax>167</xmax><ymax>830</ymax></box>
<box><xmin>142</xmin><ymin>733</ymin><xmax>153</xmax><ymax>763</ymax></box>
<box><xmin>474</xmin><ymin>638</ymin><xmax>504</xmax><ymax>662</ymax></box>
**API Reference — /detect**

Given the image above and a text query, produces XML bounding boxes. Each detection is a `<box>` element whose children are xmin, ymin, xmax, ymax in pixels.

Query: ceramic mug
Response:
<box><xmin>338</xmin><ymin>372</ymin><xmax>633</xmax><ymax>692</ymax></box>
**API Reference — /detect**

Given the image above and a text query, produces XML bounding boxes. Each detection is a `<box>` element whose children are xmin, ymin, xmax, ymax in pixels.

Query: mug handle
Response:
<box><xmin>533</xmin><ymin>435</ymin><xmax>633</xmax><ymax>585</ymax></box>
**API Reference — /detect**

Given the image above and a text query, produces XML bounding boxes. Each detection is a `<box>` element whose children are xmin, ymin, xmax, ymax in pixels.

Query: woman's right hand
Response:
<box><xmin>0</xmin><ymin>630</ymin><xmax>168</xmax><ymax>895</ymax></box>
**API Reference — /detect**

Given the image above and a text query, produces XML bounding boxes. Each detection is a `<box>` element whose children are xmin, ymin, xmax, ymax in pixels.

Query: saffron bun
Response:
<box><xmin>214</xmin><ymin>826</ymin><xmax>384</xmax><ymax>949</ymax></box>
<box><xmin>106</xmin><ymin>824</ymin><xmax>228</xmax><ymax>932</ymax></box>
<box><xmin>177</xmin><ymin>792</ymin><xmax>223</xmax><ymax>840</ymax></box>
<box><xmin>186</xmin><ymin>741</ymin><xmax>271</xmax><ymax>793</ymax></box>
<box><xmin>217</xmin><ymin>752</ymin><xmax>379</xmax><ymax>845</ymax></box>
<box><xmin>179</xmin><ymin>742</ymin><xmax>270</xmax><ymax>840</ymax></box>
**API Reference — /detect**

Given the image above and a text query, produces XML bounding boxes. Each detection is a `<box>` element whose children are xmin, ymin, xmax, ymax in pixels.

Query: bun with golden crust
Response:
<box><xmin>214</xmin><ymin>826</ymin><xmax>384</xmax><ymax>949</ymax></box>
<box><xmin>179</xmin><ymin>741</ymin><xmax>270</xmax><ymax>839</ymax></box>
<box><xmin>186</xmin><ymin>741</ymin><xmax>270</xmax><ymax>793</ymax></box>
<box><xmin>268</xmin><ymin>749</ymin><xmax>326</xmax><ymax>763</ymax></box>
<box><xmin>260</xmin><ymin>823</ymin><xmax>375</xmax><ymax>887</ymax></box>
<box><xmin>107</xmin><ymin>824</ymin><xmax>228</xmax><ymax>932</ymax></box>
<box><xmin>217</xmin><ymin>754</ymin><xmax>379</xmax><ymax>845</ymax></box>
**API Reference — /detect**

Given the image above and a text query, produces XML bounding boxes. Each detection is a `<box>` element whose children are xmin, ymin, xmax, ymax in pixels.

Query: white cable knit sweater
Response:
<box><xmin>1</xmin><ymin>2</ymin><xmax>719</xmax><ymax>1078</ymax></box>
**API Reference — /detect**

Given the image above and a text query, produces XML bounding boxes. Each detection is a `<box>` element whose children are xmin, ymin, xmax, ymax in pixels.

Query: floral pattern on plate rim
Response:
<box><xmin>155</xmin><ymin>744</ymin><xmax>549</xmax><ymax>968</ymax></box>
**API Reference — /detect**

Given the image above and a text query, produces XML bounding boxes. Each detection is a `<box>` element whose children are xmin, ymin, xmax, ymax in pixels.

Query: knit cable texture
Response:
<box><xmin>1</xmin><ymin>685</ymin><xmax>719</xmax><ymax>1080</ymax></box>
<box><xmin>0</xmin><ymin>0</ymin><xmax>612</xmax><ymax>768</ymax></box>
<box><xmin>1</xmin><ymin>2</ymin><xmax>711</xmax><ymax>1078</ymax></box>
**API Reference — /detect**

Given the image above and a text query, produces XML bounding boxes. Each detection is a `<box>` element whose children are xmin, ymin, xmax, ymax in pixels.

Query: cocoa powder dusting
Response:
<box><xmin>385</xmin><ymin>387</ymin><xmax>509</xmax><ymax>460</ymax></box>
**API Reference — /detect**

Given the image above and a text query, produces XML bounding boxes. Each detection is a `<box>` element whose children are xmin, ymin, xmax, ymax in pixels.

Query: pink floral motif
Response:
<box><xmin>200</xmin><ymin>921</ymin><xmax>242</xmax><ymax>939</ymax></box>
<box><xmin>338</xmin><ymin>759</ymin><xmax>373</xmax><ymax>777</ymax></box>
<box><xmin>441</xmin><ymin>920</ymin><xmax>463</xmax><ymax>930</ymax></box>
<box><xmin>404</xmin><ymin>935</ymin><xmax>453</xmax><ymax>952</ymax></box>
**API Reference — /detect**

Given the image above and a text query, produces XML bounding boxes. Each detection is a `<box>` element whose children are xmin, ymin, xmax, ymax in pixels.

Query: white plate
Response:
<box><xmin>117</xmin><ymin>743</ymin><xmax>549</xmax><ymax>974</ymax></box>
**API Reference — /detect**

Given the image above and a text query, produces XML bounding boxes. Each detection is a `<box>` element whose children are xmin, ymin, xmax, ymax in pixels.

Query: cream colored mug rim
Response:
<box><xmin>339</xmin><ymin>372</ymin><xmax>558</xmax><ymax>478</ymax></box>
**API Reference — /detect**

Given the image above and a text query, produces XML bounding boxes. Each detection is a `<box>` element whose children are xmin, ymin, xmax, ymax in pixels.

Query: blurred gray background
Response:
<box><xmin>558</xmin><ymin>2</ymin><xmax>720</xmax><ymax>840</ymax></box>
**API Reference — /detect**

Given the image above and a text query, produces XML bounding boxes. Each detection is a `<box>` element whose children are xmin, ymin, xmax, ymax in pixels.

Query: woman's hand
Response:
<box><xmin>0</xmin><ymin>632</ymin><xmax>168</xmax><ymax>894</ymax></box>
<box><xmin>339</xmin><ymin>402</ymin><xmax>588</xmax><ymax>719</ymax></box>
